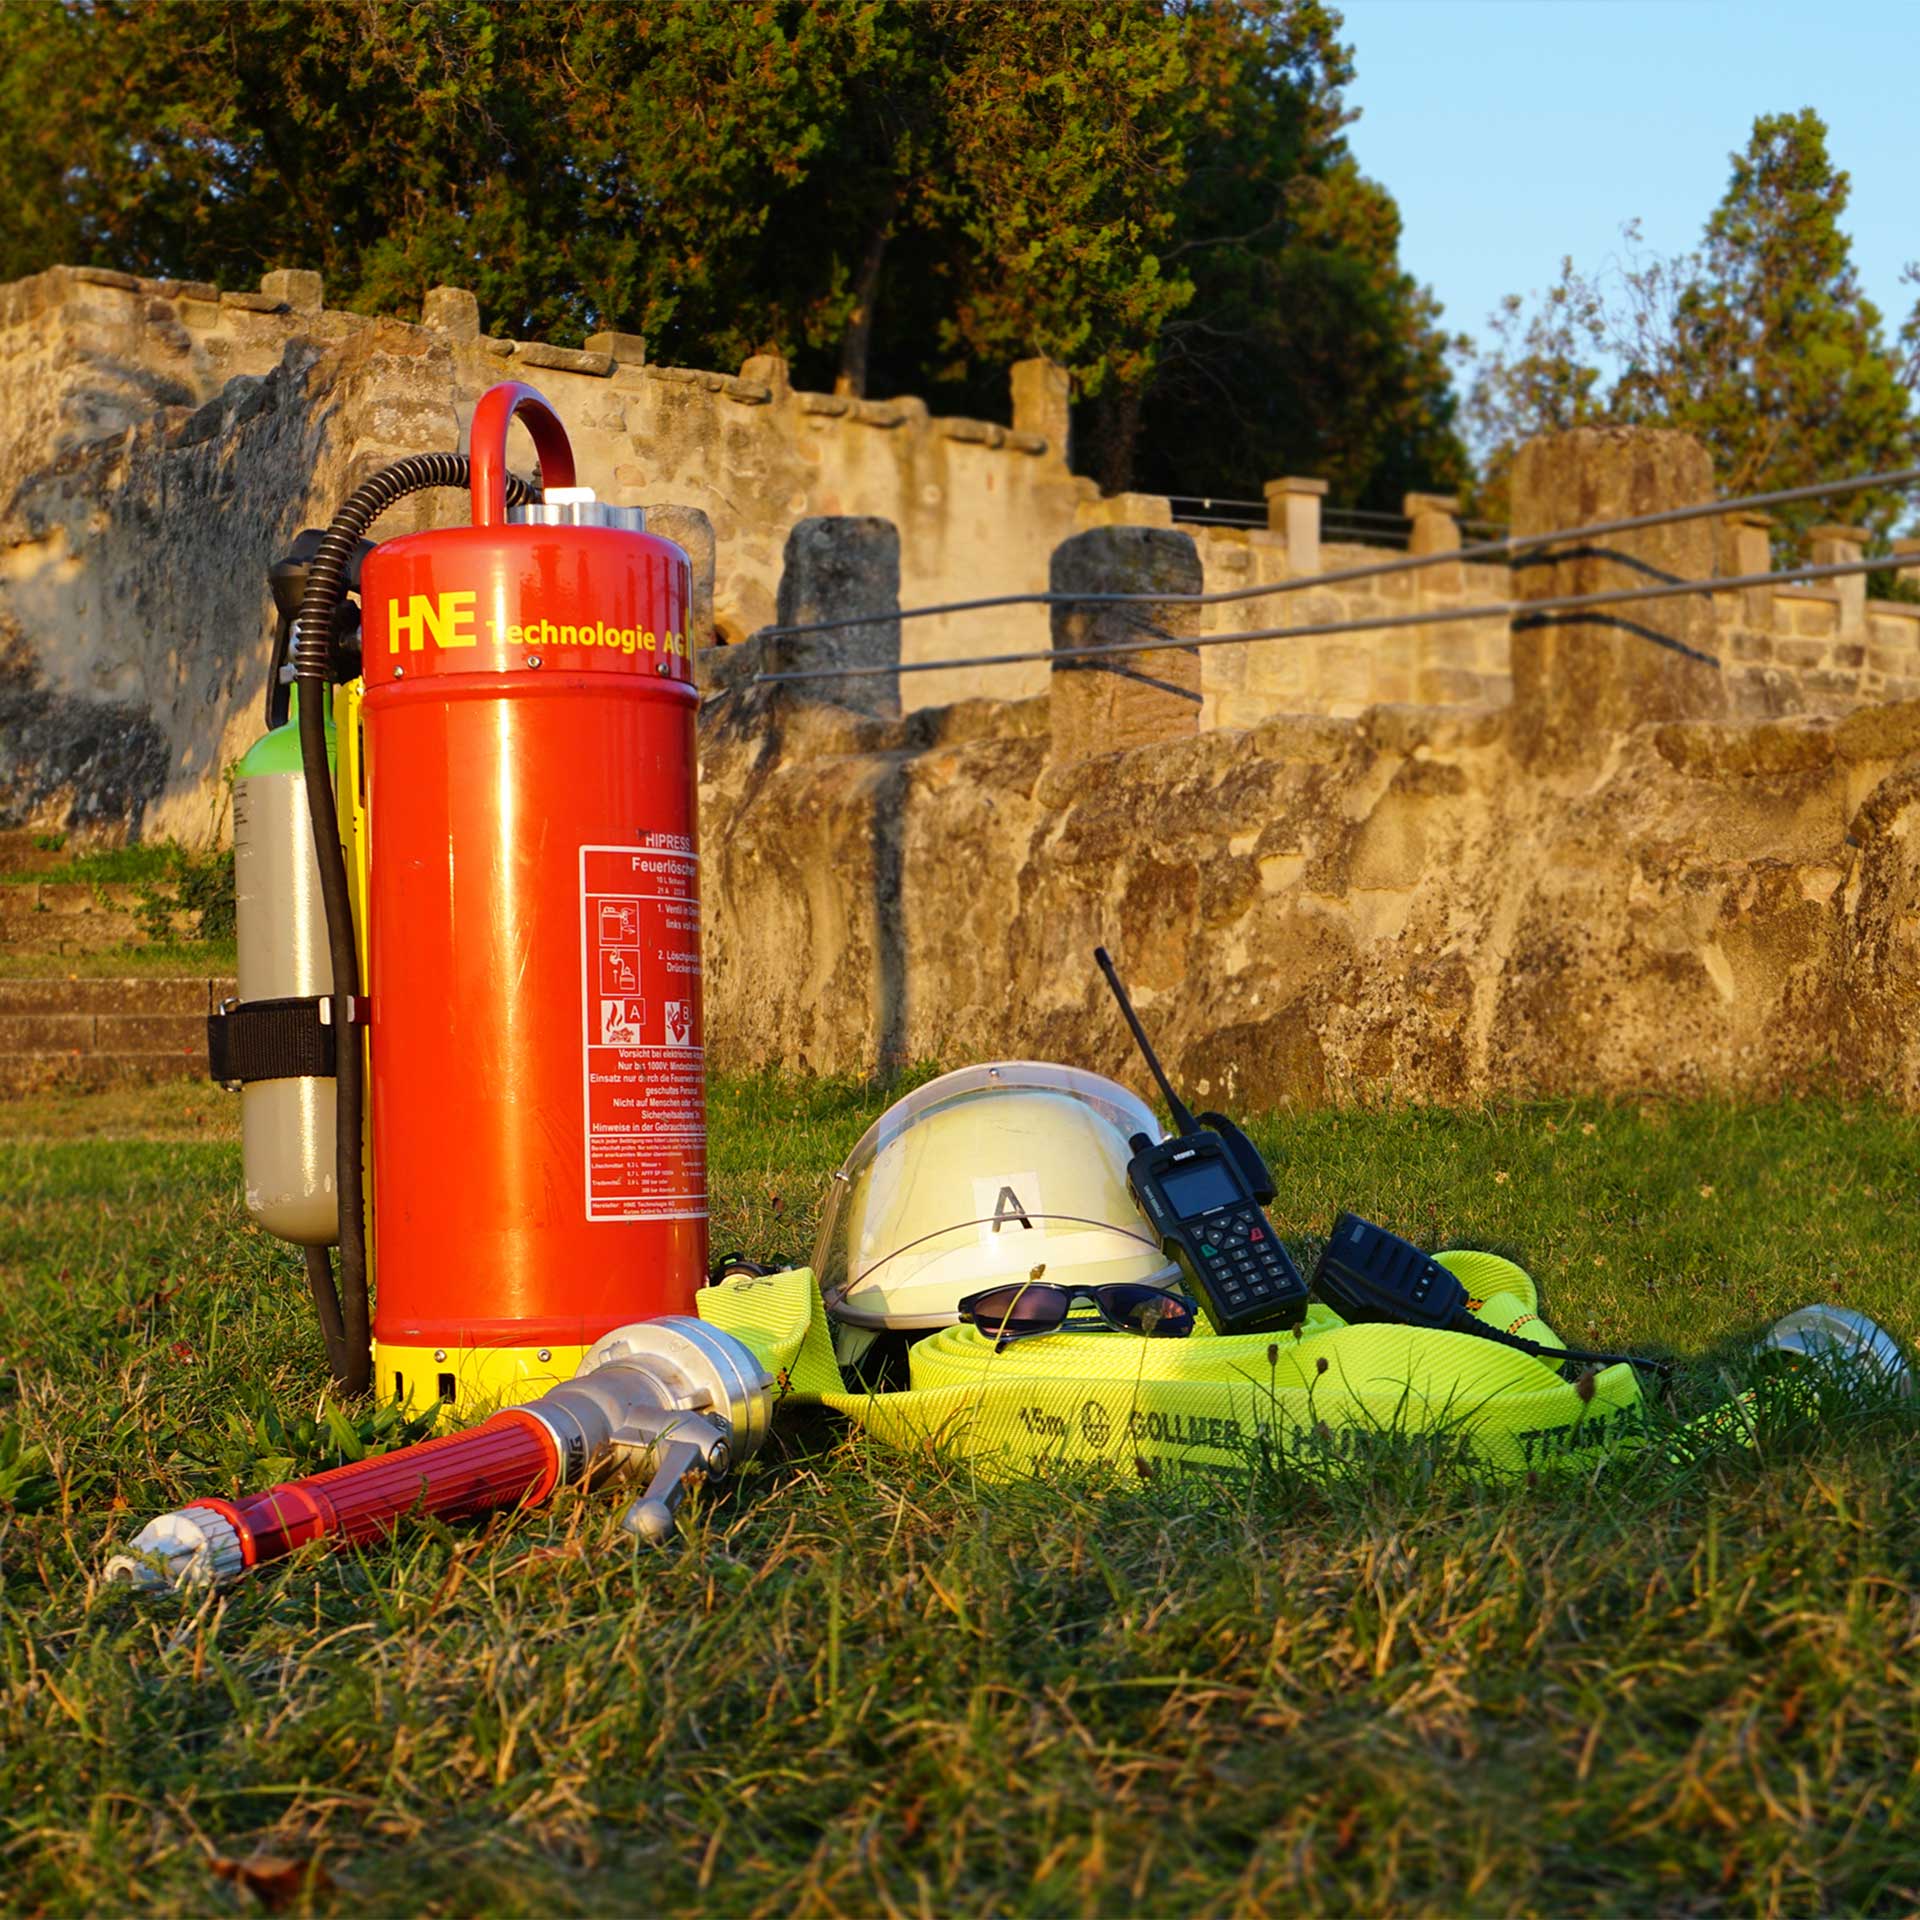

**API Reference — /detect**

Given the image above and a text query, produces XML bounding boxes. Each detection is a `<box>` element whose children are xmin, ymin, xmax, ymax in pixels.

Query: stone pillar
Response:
<box><xmin>1810</xmin><ymin>524</ymin><xmax>1868</xmax><ymax>636</ymax></box>
<box><xmin>1264</xmin><ymin>477</ymin><xmax>1327</xmax><ymax>575</ymax></box>
<box><xmin>1509</xmin><ymin>427</ymin><xmax>1726</xmax><ymax>762</ymax></box>
<box><xmin>1010</xmin><ymin>358</ymin><xmax>1071</xmax><ymax>461</ymax></box>
<box><xmin>1048</xmin><ymin>527</ymin><xmax>1202</xmax><ymax>762</ymax></box>
<box><xmin>1716</xmin><ymin>509</ymin><xmax>1775</xmax><ymax>629</ymax></box>
<box><xmin>1404</xmin><ymin>492</ymin><xmax>1461</xmax><ymax>556</ymax></box>
<box><xmin>1894</xmin><ymin>537</ymin><xmax>1920</xmax><ymax>583</ymax></box>
<box><xmin>769</xmin><ymin>517</ymin><xmax>900</xmax><ymax>718</ymax></box>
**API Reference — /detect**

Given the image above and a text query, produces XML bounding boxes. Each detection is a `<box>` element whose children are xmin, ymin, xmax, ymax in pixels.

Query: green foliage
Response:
<box><xmin>1468</xmin><ymin>110</ymin><xmax>1918</xmax><ymax>538</ymax></box>
<box><xmin>4</xmin><ymin>1082</ymin><xmax>1920</xmax><ymax>1909</ymax></box>
<box><xmin>0</xmin><ymin>842</ymin><xmax>185</xmax><ymax>889</ymax></box>
<box><xmin>0</xmin><ymin>0</ymin><xmax>1462</xmax><ymax>509</ymax></box>
<box><xmin>132</xmin><ymin>844</ymin><xmax>235</xmax><ymax>946</ymax></box>
<box><xmin>1097</xmin><ymin>20</ymin><xmax>1471</xmax><ymax>505</ymax></box>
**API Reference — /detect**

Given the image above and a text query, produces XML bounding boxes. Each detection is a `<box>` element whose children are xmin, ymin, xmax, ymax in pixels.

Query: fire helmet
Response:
<box><xmin>814</xmin><ymin>1062</ymin><xmax>1175</xmax><ymax>1333</ymax></box>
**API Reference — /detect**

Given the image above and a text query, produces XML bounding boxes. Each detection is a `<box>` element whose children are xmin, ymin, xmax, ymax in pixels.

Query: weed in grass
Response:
<box><xmin>2</xmin><ymin>1082</ymin><xmax>1918</xmax><ymax>1913</ymax></box>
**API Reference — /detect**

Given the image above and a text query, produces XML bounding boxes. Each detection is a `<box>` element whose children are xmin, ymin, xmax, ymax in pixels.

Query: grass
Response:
<box><xmin>0</xmin><ymin>846</ymin><xmax>186</xmax><ymax>889</ymax></box>
<box><xmin>0</xmin><ymin>942</ymin><xmax>237</xmax><ymax>981</ymax></box>
<box><xmin>3</xmin><ymin>1080</ymin><xmax>1919</xmax><ymax>1914</ymax></box>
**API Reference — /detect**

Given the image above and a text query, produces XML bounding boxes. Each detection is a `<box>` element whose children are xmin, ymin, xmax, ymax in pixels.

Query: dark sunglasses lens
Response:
<box><xmin>1099</xmin><ymin>1286</ymin><xmax>1194</xmax><ymax>1336</ymax></box>
<box><xmin>965</xmin><ymin>1283</ymin><xmax>1070</xmax><ymax>1336</ymax></box>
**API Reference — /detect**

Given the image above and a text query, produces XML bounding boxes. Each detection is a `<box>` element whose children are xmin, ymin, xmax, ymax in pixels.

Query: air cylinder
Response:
<box><xmin>358</xmin><ymin>385</ymin><xmax>705</xmax><ymax>1412</ymax></box>
<box><xmin>230</xmin><ymin>697</ymin><xmax>338</xmax><ymax>1245</ymax></box>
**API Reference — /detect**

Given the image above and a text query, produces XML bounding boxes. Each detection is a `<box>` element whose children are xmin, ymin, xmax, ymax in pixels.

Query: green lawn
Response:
<box><xmin>3</xmin><ymin>1080</ymin><xmax>1919</xmax><ymax>1914</ymax></box>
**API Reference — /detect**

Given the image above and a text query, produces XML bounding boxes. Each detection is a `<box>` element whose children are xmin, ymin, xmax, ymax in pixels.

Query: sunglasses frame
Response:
<box><xmin>956</xmin><ymin>1278</ymin><xmax>1197</xmax><ymax>1349</ymax></box>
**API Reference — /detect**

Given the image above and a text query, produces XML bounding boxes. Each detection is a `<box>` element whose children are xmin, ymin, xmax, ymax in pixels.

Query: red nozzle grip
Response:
<box><xmin>228</xmin><ymin>1410</ymin><xmax>561</xmax><ymax>1565</ymax></box>
<box><xmin>469</xmin><ymin>382</ymin><xmax>577</xmax><ymax>528</ymax></box>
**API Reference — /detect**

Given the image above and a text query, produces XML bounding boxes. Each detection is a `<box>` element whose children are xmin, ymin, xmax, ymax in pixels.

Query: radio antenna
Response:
<box><xmin>1094</xmin><ymin>947</ymin><xmax>1199</xmax><ymax>1136</ymax></box>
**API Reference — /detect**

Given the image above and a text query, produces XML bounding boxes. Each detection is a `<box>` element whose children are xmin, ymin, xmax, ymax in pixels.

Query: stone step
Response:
<box><xmin>0</xmin><ymin>1051</ymin><xmax>215</xmax><ymax>1098</ymax></box>
<box><xmin>0</xmin><ymin>880</ymin><xmax>143</xmax><ymax>913</ymax></box>
<box><xmin>0</xmin><ymin>1010</ymin><xmax>209</xmax><ymax>1053</ymax></box>
<box><xmin>0</xmin><ymin>905</ymin><xmax>146</xmax><ymax>954</ymax></box>
<box><xmin>0</xmin><ymin>977</ymin><xmax>229</xmax><ymax>1014</ymax></box>
<box><xmin>0</xmin><ymin>977</ymin><xmax>234</xmax><ymax>1094</ymax></box>
<box><xmin>0</xmin><ymin>829</ymin><xmax>72</xmax><ymax>877</ymax></box>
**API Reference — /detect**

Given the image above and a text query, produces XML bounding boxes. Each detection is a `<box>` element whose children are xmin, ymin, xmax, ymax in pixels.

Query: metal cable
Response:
<box><xmin>749</xmin><ymin>548</ymin><xmax>1913</xmax><ymax>686</ymax></box>
<box><xmin>753</xmin><ymin>465</ymin><xmax>1920</xmax><ymax>642</ymax></box>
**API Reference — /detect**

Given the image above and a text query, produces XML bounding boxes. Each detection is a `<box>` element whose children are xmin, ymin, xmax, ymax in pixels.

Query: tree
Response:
<box><xmin>0</xmin><ymin>0</ymin><xmax>1465</xmax><ymax>508</ymax></box>
<box><xmin>1468</xmin><ymin>110</ymin><xmax>1917</xmax><ymax>540</ymax></box>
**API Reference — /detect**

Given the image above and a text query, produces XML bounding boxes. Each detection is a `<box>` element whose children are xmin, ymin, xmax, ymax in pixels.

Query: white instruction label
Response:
<box><xmin>579</xmin><ymin>843</ymin><xmax>706</xmax><ymax>1221</ymax></box>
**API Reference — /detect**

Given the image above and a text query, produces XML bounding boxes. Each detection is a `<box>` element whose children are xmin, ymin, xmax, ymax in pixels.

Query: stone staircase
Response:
<box><xmin>0</xmin><ymin>829</ymin><xmax>227</xmax><ymax>1094</ymax></box>
<box><xmin>0</xmin><ymin>975</ymin><xmax>233</xmax><ymax>1096</ymax></box>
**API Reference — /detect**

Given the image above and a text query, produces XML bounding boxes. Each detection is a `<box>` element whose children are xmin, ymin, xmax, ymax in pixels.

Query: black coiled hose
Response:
<box><xmin>294</xmin><ymin>453</ymin><xmax>536</xmax><ymax>1394</ymax></box>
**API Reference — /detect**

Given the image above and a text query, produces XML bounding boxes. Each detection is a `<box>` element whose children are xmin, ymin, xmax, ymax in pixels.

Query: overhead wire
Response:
<box><xmin>747</xmin><ymin>546</ymin><xmax>1917</xmax><ymax>687</ymax></box>
<box><xmin>749</xmin><ymin>463</ymin><xmax>1920</xmax><ymax>644</ymax></box>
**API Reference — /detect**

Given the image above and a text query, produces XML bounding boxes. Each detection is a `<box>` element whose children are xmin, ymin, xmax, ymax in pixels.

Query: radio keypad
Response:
<box><xmin>1193</xmin><ymin>1205</ymin><xmax>1293</xmax><ymax>1306</ymax></box>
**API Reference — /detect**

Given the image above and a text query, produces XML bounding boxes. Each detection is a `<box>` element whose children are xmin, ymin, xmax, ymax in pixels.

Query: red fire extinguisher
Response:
<box><xmin>260</xmin><ymin>382</ymin><xmax>706</xmax><ymax>1408</ymax></box>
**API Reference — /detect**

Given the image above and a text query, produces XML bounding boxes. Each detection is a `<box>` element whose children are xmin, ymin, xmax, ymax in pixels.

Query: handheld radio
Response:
<box><xmin>1313</xmin><ymin>1212</ymin><xmax>1669</xmax><ymax>1376</ymax></box>
<box><xmin>1095</xmin><ymin>948</ymin><xmax>1310</xmax><ymax>1335</ymax></box>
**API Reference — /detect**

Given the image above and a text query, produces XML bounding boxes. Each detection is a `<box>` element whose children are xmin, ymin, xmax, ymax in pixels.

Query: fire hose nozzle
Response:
<box><xmin>105</xmin><ymin>1318</ymin><xmax>774</xmax><ymax>1593</ymax></box>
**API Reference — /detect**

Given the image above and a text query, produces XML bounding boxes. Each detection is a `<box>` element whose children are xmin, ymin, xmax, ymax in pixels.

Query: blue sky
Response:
<box><xmin>1339</xmin><ymin>0</ymin><xmax>1915</xmax><ymax>367</ymax></box>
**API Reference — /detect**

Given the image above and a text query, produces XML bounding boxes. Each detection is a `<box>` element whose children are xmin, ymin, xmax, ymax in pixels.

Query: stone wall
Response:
<box><xmin>5</xmin><ymin>261</ymin><xmax>1919</xmax><ymax>1105</ymax></box>
<box><xmin>700</xmin><ymin>649</ymin><xmax>1920</xmax><ymax>1109</ymax></box>
<box><xmin>0</xmin><ymin>264</ymin><xmax>1081</xmax><ymax>839</ymax></box>
<box><xmin>3</xmin><ymin>261</ymin><xmax>1917</xmax><ymax>852</ymax></box>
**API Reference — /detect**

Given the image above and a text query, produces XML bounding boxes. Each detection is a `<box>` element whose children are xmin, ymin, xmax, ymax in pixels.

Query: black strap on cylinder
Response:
<box><xmin>207</xmin><ymin>997</ymin><xmax>338</xmax><ymax>1086</ymax></box>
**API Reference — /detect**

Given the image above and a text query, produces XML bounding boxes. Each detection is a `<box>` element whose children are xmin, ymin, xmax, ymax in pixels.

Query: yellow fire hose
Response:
<box><xmin>697</xmin><ymin>1250</ymin><xmax>1647</xmax><ymax>1482</ymax></box>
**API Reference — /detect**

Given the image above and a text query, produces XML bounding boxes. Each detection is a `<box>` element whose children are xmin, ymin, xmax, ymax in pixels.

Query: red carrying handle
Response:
<box><xmin>469</xmin><ymin>381</ymin><xmax>578</xmax><ymax>528</ymax></box>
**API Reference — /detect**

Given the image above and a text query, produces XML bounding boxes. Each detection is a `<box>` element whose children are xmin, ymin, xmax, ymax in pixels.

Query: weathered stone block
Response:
<box><xmin>1245</xmin><ymin>641</ymin><xmax>1308</xmax><ymax>701</ymax></box>
<box><xmin>0</xmin><ymin>1012</ymin><xmax>92</xmax><ymax>1050</ymax></box>
<box><xmin>739</xmin><ymin>351</ymin><xmax>790</xmax><ymax>397</ymax></box>
<box><xmin>1509</xmin><ymin>426</ymin><xmax>1725</xmax><ymax>763</ymax></box>
<box><xmin>584</xmin><ymin>329</ymin><xmax>646</xmax><ymax>364</ymax></box>
<box><xmin>1010</xmin><ymin>358</ymin><xmax>1069</xmax><ymax>460</ymax></box>
<box><xmin>220</xmin><ymin>290</ymin><xmax>289</xmax><ymax>315</ymax></box>
<box><xmin>1075</xmin><ymin>491</ymin><xmax>1173</xmax><ymax>532</ymax></box>
<box><xmin>421</xmin><ymin>287</ymin><xmax>480</xmax><ymax>339</ymax></box>
<box><xmin>1417</xmin><ymin>667</ymin><xmax>1486</xmax><ymax>706</ymax></box>
<box><xmin>1405</xmin><ymin>491</ymin><xmax>1461</xmax><ymax>557</ymax></box>
<box><xmin>94</xmin><ymin>1012</ymin><xmax>207</xmax><ymax>1053</ymax></box>
<box><xmin>1781</xmin><ymin>592</ymin><xmax>1838</xmax><ymax>638</ymax></box>
<box><xmin>1049</xmin><ymin>526</ymin><xmax>1201</xmax><ymax>761</ymax></box>
<box><xmin>1264</xmin><ymin>476</ymin><xmax>1327</xmax><ymax>573</ymax></box>
<box><xmin>638</xmin><ymin>504</ymin><xmax>717</xmax><ymax>650</ymax></box>
<box><xmin>259</xmin><ymin>268</ymin><xmax>323</xmax><ymax>312</ymax></box>
<box><xmin>767</xmin><ymin>516</ymin><xmax>901</xmax><ymax>719</ymax></box>
<box><xmin>515</xmin><ymin>341</ymin><xmax>615</xmax><ymax>377</ymax></box>
<box><xmin>1317</xmin><ymin>642</ymin><xmax>1374</xmax><ymax>709</ymax></box>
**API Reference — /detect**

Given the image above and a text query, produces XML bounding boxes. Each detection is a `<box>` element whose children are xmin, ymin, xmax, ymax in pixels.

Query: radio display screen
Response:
<box><xmin>1159</xmin><ymin>1155</ymin><xmax>1241</xmax><ymax>1218</ymax></box>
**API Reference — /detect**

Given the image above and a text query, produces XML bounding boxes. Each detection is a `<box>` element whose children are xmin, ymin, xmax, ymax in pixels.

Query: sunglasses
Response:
<box><xmin>956</xmin><ymin>1278</ymin><xmax>1197</xmax><ymax>1348</ymax></box>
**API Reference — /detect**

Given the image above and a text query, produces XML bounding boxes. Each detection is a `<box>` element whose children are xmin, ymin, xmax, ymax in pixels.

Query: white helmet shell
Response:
<box><xmin>814</xmin><ymin>1062</ymin><xmax>1175</xmax><ymax>1331</ymax></box>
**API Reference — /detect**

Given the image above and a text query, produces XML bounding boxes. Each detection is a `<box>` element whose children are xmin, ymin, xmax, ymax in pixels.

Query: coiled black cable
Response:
<box><xmin>293</xmin><ymin>453</ymin><xmax>536</xmax><ymax>1393</ymax></box>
